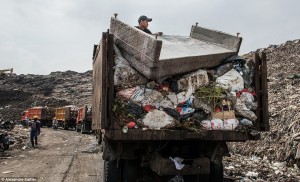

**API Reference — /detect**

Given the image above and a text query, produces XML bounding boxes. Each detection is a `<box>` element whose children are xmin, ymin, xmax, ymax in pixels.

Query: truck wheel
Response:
<box><xmin>122</xmin><ymin>160</ymin><xmax>139</xmax><ymax>182</ymax></box>
<box><xmin>103</xmin><ymin>160</ymin><xmax>122</xmax><ymax>182</ymax></box>
<box><xmin>209</xmin><ymin>162</ymin><xmax>223</xmax><ymax>182</ymax></box>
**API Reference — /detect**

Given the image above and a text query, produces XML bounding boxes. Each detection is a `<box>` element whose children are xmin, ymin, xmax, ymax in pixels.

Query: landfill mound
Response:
<box><xmin>0</xmin><ymin>70</ymin><xmax>92</xmax><ymax>122</ymax></box>
<box><xmin>225</xmin><ymin>39</ymin><xmax>300</xmax><ymax>180</ymax></box>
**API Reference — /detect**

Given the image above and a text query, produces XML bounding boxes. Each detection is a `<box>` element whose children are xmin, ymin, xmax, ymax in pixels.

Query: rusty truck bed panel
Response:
<box><xmin>103</xmin><ymin>129</ymin><xmax>259</xmax><ymax>141</ymax></box>
<box><xmin>110</xmin><ymin>17</ymin><xmax>242</xmax><ymax>80</ymax></box>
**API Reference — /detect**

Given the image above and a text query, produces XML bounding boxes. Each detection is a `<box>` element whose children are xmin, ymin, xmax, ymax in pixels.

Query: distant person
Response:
<box><xmin>29</xmin><ymin>115</ymin><xmax>41</xmax><ymax>147</ymax></box>
<box><xmin>22</xmin><ymin>117</ymin><xmax>29</xmax><ymax>128</ymax></box>
<box><xmin>135</xmin><ymin>15</ymin><xmax>163</xmax><ymax>36</ymax></box>
<box><xmin>52</xmin><ymin>117</ymin><xmax>58</xmax><ymax>130</ymax></box>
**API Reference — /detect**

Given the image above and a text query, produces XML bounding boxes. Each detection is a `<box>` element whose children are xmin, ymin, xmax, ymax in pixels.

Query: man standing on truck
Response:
<box><xmin>29</xmin><ymin>115</ymin><xmax>41</xmax><ymax>147</ymax></box>
<box><xmin>135</xmin><ymin>15</ymin><xmax>162</xmax><ymax>36</ymax></box>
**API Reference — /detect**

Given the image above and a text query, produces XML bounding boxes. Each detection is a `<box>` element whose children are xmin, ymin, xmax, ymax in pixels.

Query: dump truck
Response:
<box><xmin>76</xmin><ymin>105</ymin><xmax>92</xmax><ymax>133</ymax></box>
<box><xmin>54</xmin><ymin>106</ymin><xmax>77</xmax><ymax>130</ymax></box>
<box><xmin>21</xmin><ymin>107</ymin><xmax>54</xmax><ymax>127</ymax></box>
<box><xmin>92</xmin><ymin>17</ymin><xmax>269</xmax><ymax>181</ymax></box>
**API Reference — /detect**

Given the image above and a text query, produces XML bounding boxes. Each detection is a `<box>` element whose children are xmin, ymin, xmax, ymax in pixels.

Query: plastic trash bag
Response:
<box><xmin>163</xmin><ymin>108</ymin><xmax>193</xmax><ymax>122</ymax></box>
<box><xmin>167</xmin><ymin>93</ymin><xmax>179</xmax><ymax>106</ymax></box>
<box><xmin>176</xmin><ymin>89</ymin><xmax>193</xmax><ymax>104</ymax></box>
<box><xmin>216</xmin><ymin>68</ymin><xmax>244</xmax><ymax>92</ymax></box>
<box><xmin>211</xmin><ymin>119</ymin><xmax>224</xmax><ymax>130</ymax></box>
<box><xmin>177</xmin><ymin>69</ymin><xmax>209</xmax><ymax>92</ymax></box>
<box><xmin>215</xmin><ymin>63</ymin><xmax>234</xmax><ymax>77</ymax></box>
<box><xmin>141</xmin><ymin>110</ymin><xmax>179</xmax><ymax>129</ymax></box>
<box><xmin>169</xmin><ymin>157</ymin><xmax>185</xmax><ymax>170</ymax></box>
<box><xmin>239</xmin><ymin>92</ymin><xmax>257</xmax><ymax>110</ymax></box>
<box><xmin>241</xmin><ymin>118</ymin><xmax>253</xmax><ymax>126</ymax></box>
<box><xmin>201</xmin><ymin>120</ymin><xmax>212</xmax><ymax>130</ymax></box>
<box><xmin>192</xmin><ymin>109</ymin><xmax>209</xmax><ymax>122</ymax></box>
<box><xmin>125</xmin><ymin>102</ymin><xmax>145</xmax><ymax>118</ymax></box>
<box><xmin>117</xmin><ymin>86</ymin><xmax>165</xmax><ymax>107</ymax></box>
<box><xmin>241</xmin><ymin>59</ymin><xmax>255</xmax><ymax>88</ymax></box>
<box><xmin>192</xmin><ymin>97</ymin><xmax>213</xmax><ymax>113</ymax></box>
<box><xmin>179</xmin><ymin>106</ymin><xmax>195</xmax><ymax>115</ymax></box>
<box><xmin>223</xmin><ymin>119</ymin><xmax>239</xmax><ymax>130</ymax></box>
<box><xmin>233</xmin><ymin>99</ymin><xmax>257</xmax><ymax>121</ymax></box>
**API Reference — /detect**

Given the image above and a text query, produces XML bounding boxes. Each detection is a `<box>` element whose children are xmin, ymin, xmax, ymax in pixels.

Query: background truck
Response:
<box><xmin>21</xmin><ymin>107</ymin><xmax>54</xmax><ymax>127</ymax></box>
<box><xmin>76</xmin><ymin>105</ymin><xmax>92</xmax><ymax>133</ymax></box>
<box><xmin>54</xmin><ymin>106</ymin><xmax>77</xmax><ymax>130</ymax></box>
<box><xmin>92</xmin><ymin>17</ymin><xmax>269</xmax><ymax>181</ymax></box>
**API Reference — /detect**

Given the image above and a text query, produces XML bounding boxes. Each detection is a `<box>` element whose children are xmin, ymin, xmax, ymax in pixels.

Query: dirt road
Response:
<box><xmin>0</xmin><ymin>128</ymin><xmax>103</xmax><ymax>182</ymax></box>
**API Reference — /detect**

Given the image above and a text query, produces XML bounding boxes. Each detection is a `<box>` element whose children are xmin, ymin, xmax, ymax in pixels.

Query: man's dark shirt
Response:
<box><xmin>135</xmin><ymin>26</ymin><xmax>152</xmax><ymax>34</ymax></box>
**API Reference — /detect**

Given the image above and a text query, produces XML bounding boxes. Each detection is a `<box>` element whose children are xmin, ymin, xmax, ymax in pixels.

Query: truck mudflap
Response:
<box><xmin>149</xmin><ymin>154</ymin><xmax>210</xmax><ymax>176</ymax></box>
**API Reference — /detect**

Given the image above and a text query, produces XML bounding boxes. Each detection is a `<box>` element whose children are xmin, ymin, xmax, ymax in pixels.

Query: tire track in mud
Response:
<box><xmin>61</xmin><ymin>136</ymin><xmax>83</xmax><ymax>182</ymax></box>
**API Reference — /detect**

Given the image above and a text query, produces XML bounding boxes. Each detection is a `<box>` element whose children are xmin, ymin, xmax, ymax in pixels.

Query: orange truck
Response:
<box><xmin>54</xmin><ymin>105</ymin><xmax>77</xmax><ymax>130</ymax></box>
<box><xmin>21</xmin><ymin>107</ymin><xmax>54</xmax><ymax>127</ymax></box>
<box><xmin>76</xmin><ymin>105</ymin><xmax>92</xmax><ymax>133</ymax></box>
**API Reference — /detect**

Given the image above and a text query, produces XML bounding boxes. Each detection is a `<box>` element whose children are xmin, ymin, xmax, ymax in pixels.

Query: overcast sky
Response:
<box><xmin>0</xmin><ymin>0</ymin><xmax>299</xmax><ymax>75</ymax></box>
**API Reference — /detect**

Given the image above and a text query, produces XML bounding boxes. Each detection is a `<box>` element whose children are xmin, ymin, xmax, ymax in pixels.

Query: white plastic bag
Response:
<box><xmin>234</xmin><ymin>99</ymin><xmax>257</xmax><ymax>121</ymax></box>
<box><xmin>239</xmin><ymin>92</ymin><xmax>257</xmax><ymax>110</ymax></box>
<box><xmin>223</xmin><ymin>119</ymin><xmax>239</xmax><ymax>130</ymax></box>
<box><xmin>141</xmin><ymin>110</ymin><xmax>178</xmax><ymax>129</ymax></box>
<box><xmin>117</xmin><ymin>86</ymin><xmax>164</xmax><ymax>107</ymax></box>
<box><xmin>216</xmin><ymin>69</ymin><xmax>244</xmax><ymax>92</ymax></box>
<box><xmin>201</xmin><ymin>120</ymin><xmax>212</xmax><ymax>130</ymax></box>
<box><xmin>211</xmin><ymin>119</ymin><xmax>224</xmax><ymax>130</ymax></box>
<box><xmin>177</xmin><ymin>69</ymin><xmax>209</xmax><ymax>92</ymax></box>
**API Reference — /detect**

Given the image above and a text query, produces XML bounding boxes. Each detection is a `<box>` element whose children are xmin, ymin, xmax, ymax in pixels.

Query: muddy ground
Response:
<box><xmin>0</xmin><ymin>127</ymin><xmax>102</xmax><ymax>182</ymax></box>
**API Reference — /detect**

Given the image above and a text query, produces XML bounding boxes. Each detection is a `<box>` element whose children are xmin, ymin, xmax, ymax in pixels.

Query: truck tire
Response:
<box><xmin>209</xmin><ymin>162</ymin><xmax>223</xmax><ymax>182</ymax></box>
<box><xmin>103</xmin><ymin>160</ymin><xmax>122</xmax><ymax>182</ymax></box>
<box><xmin>122</xmin><ymin>160</ymin><xmax>139</xmax><ymax>182</ymax></box>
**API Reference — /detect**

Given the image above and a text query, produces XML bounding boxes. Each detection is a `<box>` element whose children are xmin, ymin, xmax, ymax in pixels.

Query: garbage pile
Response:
<box><xmin>0</xmin><ymin>70</ymin><xmax>92</xmax><ymax>122</ymax></box>
<box><xmin>0</xmin><ymin>125</ymin><xmax>30</xmax><ymax>151</ymax></box>
<box><xmin>223</xmin><ymin>154</ymin><xmax>300</xmax><ymax>181</ymax></box>
<box><xmin>113</xmin><ymin>45</ymin><xmax>258</xmax><ymax>132</ymax></box>
<box><xmin>225</xmin><ymin>39</ymin><xmax>300</xmax><ymax>179</ymax></box>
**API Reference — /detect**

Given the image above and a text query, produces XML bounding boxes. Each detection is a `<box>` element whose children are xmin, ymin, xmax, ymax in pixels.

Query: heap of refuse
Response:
<box><xmin>113</xmin><ymin>45</ymin><xmax>257</xmax><ymax>132</ymax></box>
<box><xmin>228</xmin><ymin>39</ymin><xmax>300</xmax><ymax>167</ymax></box>
<box><xmin>0</xmin><ymin>125</ymin><xmax>30</xmax><ymax>151</ymax></box>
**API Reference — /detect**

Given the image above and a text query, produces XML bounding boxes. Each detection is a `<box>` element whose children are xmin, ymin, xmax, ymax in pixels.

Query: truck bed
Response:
<box><xmin>110</xmin><ymin>17</ymin><xmax>242</xmax><ymax>80</ymax></box>
<box><xmin>92</xmin><ymin>26</ymin><xmax>268</xmax><ymax>143</ymax></box>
